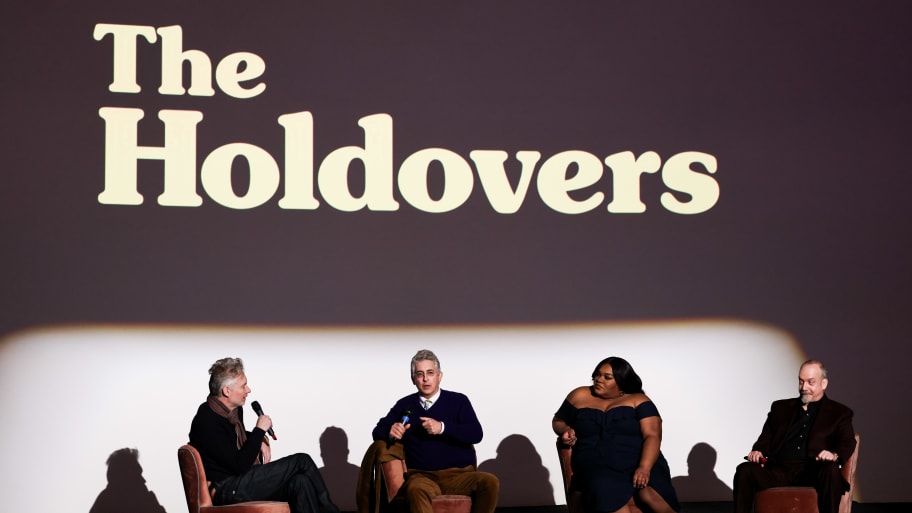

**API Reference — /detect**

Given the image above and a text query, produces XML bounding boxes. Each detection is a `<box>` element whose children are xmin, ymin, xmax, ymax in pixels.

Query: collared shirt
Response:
<box><xmin>419</xmin><ymin>390</ymin><xmax>441</xmax><ymax>410</ymax></box>
<box><xmin>777</xmin><ymin>400</ymin><xmax>821</xmax><ymax>461</ymax></box>
<box><xmin>418</xmin><ymin>390</ymin><xmax>444</xmax><ymax>433</ymax></box>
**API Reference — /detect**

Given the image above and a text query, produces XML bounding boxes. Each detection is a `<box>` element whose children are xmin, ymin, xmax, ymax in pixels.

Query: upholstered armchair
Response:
<box><xmin>357</xmin><ymin>439</ymin><xmax>471</xmax><ymax>513</ymax></box>
<box><xmin>380</xmin><ymin>457</ymin><xmax>473</xmax><ymax>513</ymax></box>
<box><xmin>754</xmin><ymin>433</ymin><xmax>860</xmax><ymax>513</ymax></box>
<box><xmin>177</xmin><ymin>444</ymin><xmax>290</xmax><ymax>513</ymax></box>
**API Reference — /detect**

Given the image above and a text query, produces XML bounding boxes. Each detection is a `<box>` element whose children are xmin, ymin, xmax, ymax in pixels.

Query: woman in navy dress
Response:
<box><xmin>552</xmin><ymin>357</ymin><xmax>679</xmax><ymax>513</ymax></box>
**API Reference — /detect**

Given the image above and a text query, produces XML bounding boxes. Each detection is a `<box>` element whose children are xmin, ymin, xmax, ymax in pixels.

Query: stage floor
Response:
<box><xmin>494</xmin><ymin>503</ymin><xmax>908</xmax><ymax>513</ymax></box>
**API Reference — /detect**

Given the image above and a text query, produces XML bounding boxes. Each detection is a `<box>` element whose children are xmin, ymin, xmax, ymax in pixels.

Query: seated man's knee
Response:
<box><xmin>286</xmin><ymin>473</ymin><xmax>314</xmax><ymax>494</ymax></box>
<box><xmin>289</xmin><ymin>453</ymin><xmax>317</xmax><ymax>470</ymax></box>
<box><xmin>406</xmin><ymin>475</ymin><xmax>441</xmax><ymax>501</ymax></box>
<box><xmin>815</xmin><ymin>461</ymin><xmax>843</xmax><ymax>483</ymax></box>
<box><xmin>474</xmin><ymin>472</ymin><xmax>499</xmax><ymax>494</ymax></box>
<box><xmin>734</xmin><ymin>461</ymin><xmax>753</xmax><ymax>476</ymax></box>
<box><xmin>734</xmin><ymin>461</ymin><xmax>763</xmax><ymax>484</ymax></box>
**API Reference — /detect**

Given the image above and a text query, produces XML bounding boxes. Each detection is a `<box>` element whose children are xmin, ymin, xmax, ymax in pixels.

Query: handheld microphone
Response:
<box><xmin>400</xmin><ymin>409</ymin><xmax>412</xmax><ymax>425</ymax></box>
<box><xmin>744</xmin><ymin>455</ymin><xmax>768</xmax><ymax>465</ymax></box>
<box><xmin>251</xmin><ymin>400</ymin><xmax>277</xmax><ymax>440</ymax></box>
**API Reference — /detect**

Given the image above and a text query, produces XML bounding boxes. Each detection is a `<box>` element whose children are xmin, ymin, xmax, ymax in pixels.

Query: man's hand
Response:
<box><xmin>389</xmin><ymin>421</ymin><xmax>410</xmax><ymax>440</ymax></box>
<box><xmin>419</xmin><ymin>417</ymin><xmax>442</xmax><ymax>435</ymax></box>
<box><xmin>815</xmin><ymin>449</ymin><xmax>839</xmax><ymax>462</ymax></box>
<box><xmin>746</xmin><ymin>450</ymin><xmax>767</xmax><ymax>466</ymax></box>
<box><xmin>255</xmin><ymin>414</ymin><xmax>273</xmax><ymax>433</ymax></box>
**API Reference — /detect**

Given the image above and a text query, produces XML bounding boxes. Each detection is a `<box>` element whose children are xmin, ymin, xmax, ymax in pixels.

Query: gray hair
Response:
<box><xmin>800</xmin><ymin>359</ymin><xmax>828</xmax><ymax>379</ymax></box>
<box><xmin>208</xmin><ymin>357</ymin><xmax>245</xmax><ymax>396</ymax></box>
<box><xmin>410</xmin><ymin>349</ymin><xmax>441</xmax><ymax>381</ymax></box>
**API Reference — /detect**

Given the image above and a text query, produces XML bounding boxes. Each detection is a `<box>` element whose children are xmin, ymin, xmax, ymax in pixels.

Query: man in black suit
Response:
<box><xmin>733</xmin><ymin>360</ymin><xmax>856</xmax><ymax>513</ymax></box>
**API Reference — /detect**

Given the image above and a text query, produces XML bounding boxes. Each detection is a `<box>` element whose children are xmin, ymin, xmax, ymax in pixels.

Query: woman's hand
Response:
<box><xmin>552</xmin><ymin>416</ymin><xmax>577</xmax><ymax>446</ymax></box>
<box><xmin>561</xmin><ymin>427</ymin><xmax>577</xmax><ymax>446</ymax></box>
<box><xmin>633</xmin><ymin>466</ymin><xmax>650</xmax><ymax>489</ymax></box>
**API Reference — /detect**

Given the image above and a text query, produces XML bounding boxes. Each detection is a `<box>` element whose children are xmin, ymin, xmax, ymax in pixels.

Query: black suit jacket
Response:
<box><xmin>752</xmin><ymin>394</ymin><xmax>856</xmax><ymax>463</ymax></box>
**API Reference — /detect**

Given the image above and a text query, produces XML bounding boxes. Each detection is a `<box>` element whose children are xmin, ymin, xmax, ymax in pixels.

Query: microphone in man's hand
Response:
<box><xmin>251</xmin><ymin>400</ymin><xmax>277</xmax><ymax>440</ymax></box>
<box><xmin>400</xmin><ymin>409</ymin><xmax>412</xmax><ymax>425</ymax></box>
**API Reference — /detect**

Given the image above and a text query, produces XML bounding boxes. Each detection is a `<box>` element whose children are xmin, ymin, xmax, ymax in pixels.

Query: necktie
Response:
<box><xmin>424</xmin><ymin>399</ymin><xmax>432</xmax><ymax>410</ymax></box>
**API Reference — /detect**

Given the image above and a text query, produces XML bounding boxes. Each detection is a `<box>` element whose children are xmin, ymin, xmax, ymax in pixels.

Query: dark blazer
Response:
<box><xmin>752</xmin><ymin>394</ymin><xmax>856</xmax><ymax>463</ymax></box>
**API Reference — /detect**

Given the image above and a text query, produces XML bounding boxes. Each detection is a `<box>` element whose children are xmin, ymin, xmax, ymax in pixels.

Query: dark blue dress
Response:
<box><xmin>556</xmin><ymin>400</ymin><xmax>680</xmax><ymax>512</ymax></box>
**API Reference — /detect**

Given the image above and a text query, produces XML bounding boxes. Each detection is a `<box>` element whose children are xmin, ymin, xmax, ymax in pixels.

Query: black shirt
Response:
<box><xmin>776</xmin><ymin>400</ymin><xmax>820</xmax><ymax>462</ymax></box>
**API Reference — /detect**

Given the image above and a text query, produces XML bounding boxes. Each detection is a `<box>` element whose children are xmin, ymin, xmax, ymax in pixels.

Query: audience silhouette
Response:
<box><xmin>478</xmin><ymin>434</ymin><xmax>555</xmax><ymax>507</ymax></box>
<box><xmin>88</xmin><ymin>447</ymin><xmax>167</xmax><ymax>513</ymax></box>
<box><xmin>318</xmin><ymin>426</ymin><xmax>361</xmax><ymax>512</ymax></box>
<box><xmin>670</xmin><ymin>442</ymin><xmax>733</xmax><ymax>502</ymax></box>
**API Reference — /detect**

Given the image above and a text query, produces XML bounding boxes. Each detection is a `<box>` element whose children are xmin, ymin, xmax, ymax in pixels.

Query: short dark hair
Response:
<box><xmin>592</xmin><ymin>356</ymin><xmax>644</xmax><ymax>394</ymax></box>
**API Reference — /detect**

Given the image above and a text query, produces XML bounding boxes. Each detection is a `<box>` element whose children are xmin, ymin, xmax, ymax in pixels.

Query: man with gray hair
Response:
<box><xmin>371</xmin><ymin>349</ymin><xmax>499</xmax><ymax>513</ymax></box>
<box><xmin>189</xmin><ymin>357</ymin><xmax>339</xmax><ymax>513</ymax></box>
<box><xmin>733</xmin><ymin>359</ymin><xmax>856</xmax><ymax>513</ymax></box>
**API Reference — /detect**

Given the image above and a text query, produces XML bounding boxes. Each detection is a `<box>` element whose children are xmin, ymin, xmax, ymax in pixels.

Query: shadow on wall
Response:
<box><xmin>88</xmin><ymin>447</ymin><xmax>168</xmax><ymax>513</ymax></box>
<box><xmin>318</xmin><ymin>426</ymin><xmax>361</xmax><ymax>512</ymax></box>
<box><xmin>478</xmin><ymin>434</ymin><xmax>555</xmax><ymax>507</ymax></box>
<box><xmin>670</xmin><ymin>442</ymin><xmax>733</xmax><ymax>502</ymax></box>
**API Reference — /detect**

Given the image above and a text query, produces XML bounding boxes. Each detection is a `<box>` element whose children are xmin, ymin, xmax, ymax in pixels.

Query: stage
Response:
<box><xmin>494</xmin><ymin>504</ymin><xmax>908</xmax><ymax>513</ymax></box>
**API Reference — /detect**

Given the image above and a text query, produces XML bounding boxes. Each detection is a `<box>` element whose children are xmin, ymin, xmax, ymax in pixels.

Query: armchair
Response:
<box><xmin>177</xmin><ymin>444</ymin><xmax>290</xmax><ymax>513</ymax></box>
<box><xmin>753</xmin><ymin>433</ymin><xmax>860</xmax><ymax>513</ymax></box>
<box><xmin>357</xmin><ymin>440</ymin><xmax>471</xmax><ymax>513</ymax></box>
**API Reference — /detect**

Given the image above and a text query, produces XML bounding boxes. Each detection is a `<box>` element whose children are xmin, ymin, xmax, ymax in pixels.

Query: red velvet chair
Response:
<box><xmin>379</xmin><ymin>457</ymin><xmax>472</xmax><ymax>513</ymax></box>
<box><xmin>557</xmin><ymin>439</ymin><xmax>644</xmax><ymax>513</ymax></box>
<box><xmin>177</xmin><ymin>444</ymin><xmax>290</xmax><ymax>513</ymax></box>
<box><xmin>753</xmin><ymin>433</ymin><xmax>860</xmax><ymax>513</ymax></box>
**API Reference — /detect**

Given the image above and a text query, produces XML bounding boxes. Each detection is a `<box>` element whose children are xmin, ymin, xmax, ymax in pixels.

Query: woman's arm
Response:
<box><xmin>552</xmin><ymin>416</ymin><xmax>577</xmax><ymax>445</ymax></box>
<box><xmin>635</xmin><ymin>415</ymin><xmax>662</xmax><ymax>487</ymax></box>
<box><xmin>553</xmin><ymin>387</ymin><xmax>585</xmax><ymax>446</ymax></box>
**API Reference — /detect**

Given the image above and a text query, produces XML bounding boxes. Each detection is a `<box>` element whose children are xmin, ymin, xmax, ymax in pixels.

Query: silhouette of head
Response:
<box><xmin>106</xmin><ymin>448</ymin><xmax>145</xmax><ymax>487</ymax></box>
<box><xmin>687</xmin><ymin>442</ymin><xmax>717</xmax><ymax>474</ymax></box>
<box><xmin>495</xmin><ymin>434</ymin><xmax>542</xmax><ymax>465</ymax></box>
<box><xmin>319</xmin><ymin>426</ymin><xmax>349</xmax><ymax>464</ymax></box>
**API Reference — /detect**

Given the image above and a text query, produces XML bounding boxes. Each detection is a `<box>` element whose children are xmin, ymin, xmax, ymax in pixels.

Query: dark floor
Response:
<box><xmin>494</xmin><ymin>503</ymin><xmax>909</xmax><ymax>513</ymax></box>
<box><xmin>677</xmin><ymin>502</ymin><xmax>908</xmax><ymax>513</ymax></box>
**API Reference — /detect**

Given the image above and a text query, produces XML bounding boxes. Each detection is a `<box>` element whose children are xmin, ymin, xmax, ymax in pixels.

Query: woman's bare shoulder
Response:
<box><xmin>628</xmin><ymin>392</ymin><xmax>651</xmax><ymax>407</ymax></box>
<box><xmin>565</xmin><ymin>386</ymin><xmax>593</xmax><ymax>404</ymax></box>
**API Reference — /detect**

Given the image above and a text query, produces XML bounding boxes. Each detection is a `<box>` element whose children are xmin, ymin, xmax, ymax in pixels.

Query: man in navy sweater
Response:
<box><xmin>372</xmin><ymin>349</ymin><xmax>499</xmax><ymax>513</ymax></box>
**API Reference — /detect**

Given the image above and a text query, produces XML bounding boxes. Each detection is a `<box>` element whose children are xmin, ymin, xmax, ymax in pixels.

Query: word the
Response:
<box><xmin>94</xmin><ymin>23</ymin><xmax>719</xmax><ymax>214</ymax></box>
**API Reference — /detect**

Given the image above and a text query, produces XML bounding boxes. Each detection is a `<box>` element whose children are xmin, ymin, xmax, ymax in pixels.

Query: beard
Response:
<box><xmin>800</xmin><ymin>393</ymin><xmax>812</xmax><ymax>404</ymax></box>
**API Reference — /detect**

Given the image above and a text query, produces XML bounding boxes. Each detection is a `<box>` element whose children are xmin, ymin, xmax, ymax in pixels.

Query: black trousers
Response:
<box><xmin>733</xmin><ymin>460</ymin><xmax>846</xmax><ymax>513</ymax></box>
<box><xmin>215</xmin><ymin>453</ymin><xmax>339</xmax><ymax>513</ymax></box>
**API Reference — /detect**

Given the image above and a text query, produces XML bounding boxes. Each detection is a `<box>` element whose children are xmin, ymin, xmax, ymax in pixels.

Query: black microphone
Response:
<box><xmin>400</xmin><ymin>409</ymin><xmax>412</xmax><ymax>425</ymax></box>
<box><xmin>251</xmin><ymin>400</ymin><xmax>277</xmax><ymax>440</ymax></box>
